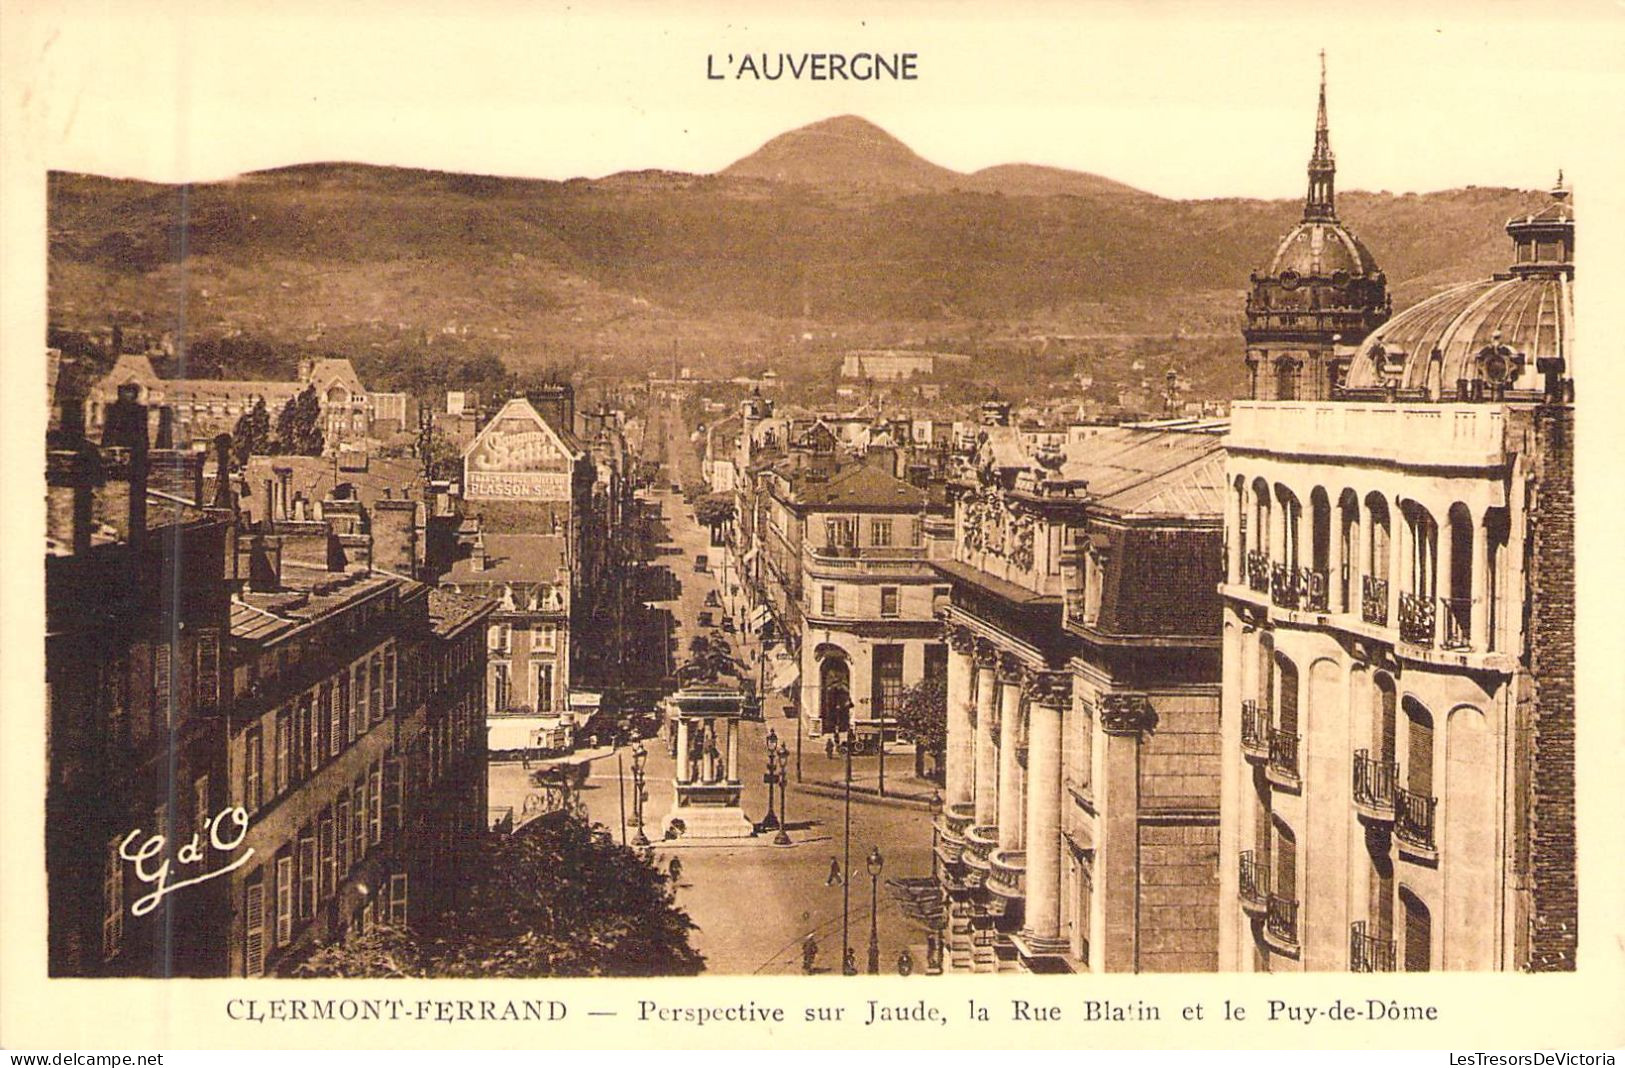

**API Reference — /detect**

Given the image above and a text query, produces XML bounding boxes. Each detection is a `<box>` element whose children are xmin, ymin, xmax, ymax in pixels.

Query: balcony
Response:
<box><xmin>1399</xmin><ymin>592</ymin><xmax>1435</xmax><ymax>646</ymax></box>
<box><xmin>1350</xmin><ymin>921</ymin><xmax>1396</xmax><ymax>973</ymax></box>
<box><xmin>1240</xmin><ymin>700</ymin><xmax>1271</xmax><ymax>760</ymax></box>
<box><xmin>1269</xmin><ymin>563</ymin><xmax>1300</xmax><ymax>609</ymax></box>
<box><xmin>803</xmin><ymin>543</ymin><xmax>933</xmax><ymax>579</ymax></box>
<box><xmin>1395</xmin><ymin>787</ymin><xmax>1437</xmax><ymax>854</ymax></box>
<box><xmin>1300</xmin><ymin>568</ymin><xmax>1329</xmax><ymax>612</ymax></box>
<box><xmin>1238</xmin><ymin>850</ymin><xmax>1269</xmax><ymax>914</ymax></box>
<box><xmin>1246</xmin><ymin>550</ymin><xmax>1270</xmax><ymax>594</ymax></box>
<box><xmin>1362</xmin><ymin>576</ymin><xmax>1389</xmax><ymax>626</ymax></box>
<box><xmin>1227</xmin><ymin>401</ymin><xmax>1508</xmax><ymax>469</ymax></box>
<box><xmin>962</xmin><ymin>824</ymin><xmax>997</xmax><ymax>890</ymax></box>
<box><xmin>1352</xmin><ymin>748</ymin><xmax>1397</xmax><ymax>822</ymax></box>
<box><xmin>1440</xmin><ymin>597</ymin><xmax>1473</xmax><ymax>650</ymax></box>
<box><xmin>1268</xmin><ymin>728</ymin><xmax>1300</xmax><ymax>783</ymax></box>
<box><xmin>1265</xmin><ymin>895</ymin><xmax>1300</xmax><ymax>951</ymax></box>
<box><xmin>988</xmin><ymin>849</ymin><xmax>1026</xmax><ymax>900</ymax></box>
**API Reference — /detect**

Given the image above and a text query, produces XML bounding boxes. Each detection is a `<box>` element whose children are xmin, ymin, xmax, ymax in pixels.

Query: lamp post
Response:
<box><xmin>840</xmin><ymin>721</ymin><xmax>854</xmax><ymax>972</ymax></box>
<box><xmin>631</xmin><ymin>741</ymin><xmax>650</xmax><ymax>848</ymax></box>
<box><xmin>867</xmin><ymin>846</ymin><xmax>884</xmax><ymax>975</ymax></box>
<box><xmin>760</xmin><ymin>728</ymin><xmax>780</xmax><ymax>831</ymax></box>
<box><xmin>773</xmin><ymin>741</ymin><xmax>791</xmax><ymax>846</ymax></box>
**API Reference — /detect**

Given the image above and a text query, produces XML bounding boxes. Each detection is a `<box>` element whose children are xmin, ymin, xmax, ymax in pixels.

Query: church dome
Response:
<box><xmin>1344</xmin><ymin>178</ymin><xmax>1573</xmax><ymax>396</ymax></box>
<box><xmin>1266</xmin><ymin>219</ymin><xmax>1380</xmax><ymax>282</ymax></box>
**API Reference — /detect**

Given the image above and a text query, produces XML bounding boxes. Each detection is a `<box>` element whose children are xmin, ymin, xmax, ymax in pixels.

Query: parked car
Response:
<box><xmin>721</xmin><ymin>617</ymin><xmax>735</xmax><ymax>634</ymax></box>
<box><xmin>697</xmin><ymin>611</ymin><xmax>714</xmax><ymax>628</ymax></box>
<box><xmin>693</xmin><ymin>554</ymin><xmax>709</xmax><ymax>573</ymax></box>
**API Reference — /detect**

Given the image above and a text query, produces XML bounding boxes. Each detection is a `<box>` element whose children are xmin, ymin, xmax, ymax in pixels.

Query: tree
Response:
<box><xmin>231</xmin><ymin>396</ymin><xmax>273</xmax><ymax>464</ymax></box>
<box><xmin>693</xmin><ymin>493</ymin><xmax>735</xmax><ymax>543</ymax></box>
<box><xmin>294</xmin><ymin>814</ymin><xmax>704</xmax><ymax>978</ymax></box>
<box><xmin>894</xmin><ymin>674</ymin><xmax>947</xmax><ymax>781</ymax></box>
<box><xmin>274</xmin><ymin>384</ymin><xmax>325</xmax><ymax>456</ymax></box>
<box><xmin>677</xmin><ymin>634</ymin><xmax>745</xmax><ymax>685</ymax></box>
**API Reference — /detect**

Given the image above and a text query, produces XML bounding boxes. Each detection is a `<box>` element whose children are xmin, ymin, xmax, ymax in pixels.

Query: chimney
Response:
<box><xmin>247</xmin><ymin>534</ymin><xmax>283</xmax><ymax>591</ymax></box>
<box><xmin>471</xmin><ymin>531</ymin><xmax>488</xmax><ymax>572</ymax></box>
<box><xmin>212</xmin><ymin>435</ymin><xmax>235</xmax><ymax>510</ymax></box>
<box><xmin>155</xmin><ymin>406</ymin><xmax>174</xmax><ymax>450</ymax></box>
<box><xmin>103</xmin><ymin>383</ymin><xmax>149</xmax><ymax>547</ymax></box>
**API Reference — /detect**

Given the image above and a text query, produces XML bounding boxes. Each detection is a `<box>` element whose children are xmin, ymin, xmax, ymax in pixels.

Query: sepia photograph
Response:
<box><xmin>5</xmin><ymin>0</ymin><xmax>1625</xmax><ymax>1052</ymax></box>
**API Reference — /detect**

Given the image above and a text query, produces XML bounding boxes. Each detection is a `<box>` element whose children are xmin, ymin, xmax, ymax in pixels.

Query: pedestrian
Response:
<box><xmin>897</xmin><ymin>949</ymin><xmax>914</xmax><ymax>977</ymax></box>
<box><xmin>825</xmin><ymin>737</ymin><xmax>835</xmax><ymax>760</ymax></box>
<box><xmin>825</xmin><ymin>858</ymin><xmax>842</xmax><ymax>886</ymax></box>
<box><xmin>668</xmin><ymin>856</ymin><xmax>683</xmax><ymax>885</ymax></box>
<box><xmin>801</xmin><ymin>935</ymin><xmax>818</xmax><ymax>975</ymax></box>
<box><xmin>842</xmin><ymin>947</ymin><xmax>858</xmax><ymax>976</ymax></box>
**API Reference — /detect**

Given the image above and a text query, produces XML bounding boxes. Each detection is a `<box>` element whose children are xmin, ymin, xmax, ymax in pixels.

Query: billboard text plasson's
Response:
<box><xmin>464</xmin><ymin>408</ymin><xmax>573</xmax><ymax>501</ymax></box>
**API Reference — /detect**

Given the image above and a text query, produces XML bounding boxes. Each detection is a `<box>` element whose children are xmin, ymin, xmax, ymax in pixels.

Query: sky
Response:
<box><xmin>5</xmin><ymin>0</ymin><xmax>1623</xmax><ymax>199</ymax></box>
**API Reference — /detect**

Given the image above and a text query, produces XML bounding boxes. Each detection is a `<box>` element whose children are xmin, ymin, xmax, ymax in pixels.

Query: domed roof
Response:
<box><xmin>1344</xmin><ymin>274</ymin><xmax>1571</xmax><ymax>391</ymax></box>
<box><xmin>1267</xmin><ymin>219</ymin><xmax>1380</xmax><ymax>280</ymax></box>
<box><xmin>1344</xmin><ymin>180</ymin><xmax>1574</xmax><ymax>393</ymax></box>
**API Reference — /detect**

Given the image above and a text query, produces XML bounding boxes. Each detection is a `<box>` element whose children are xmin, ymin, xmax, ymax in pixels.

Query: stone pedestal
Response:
<box><xmin>661</xmin><ymin>685</ymin><xmax>757</xmax><ymax>840</ymax></box>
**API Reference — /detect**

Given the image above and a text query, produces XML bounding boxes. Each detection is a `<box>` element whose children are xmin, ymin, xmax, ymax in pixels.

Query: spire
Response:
<box><xmin>1305</xmin><ymin>50</ymin><xmax>1337</xmax><ymax>221</ymax></box>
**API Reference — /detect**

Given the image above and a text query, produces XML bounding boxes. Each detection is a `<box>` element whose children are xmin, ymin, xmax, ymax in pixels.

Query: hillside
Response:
<box><xmin>46</xmin><ymin>115</ymin><xmax>1551</xmax><ymax>402</ymax></box>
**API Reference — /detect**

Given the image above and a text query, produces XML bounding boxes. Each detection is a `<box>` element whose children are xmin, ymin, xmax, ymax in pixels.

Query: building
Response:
<box><xmin>84</xmin><ymin>355</ymin><xmax>384</xmax><ymax>452</ymax></box>
<box><xmin>840</xmin><ymin>350</ymin><xmax>972</xmax><ymax>382</ymax></box>
<box><xmin>439</xmin><ymin>394</ymin><xmax>598</xmax><ymax>754</ymax></box>
<box><xmin>44</xmin><ymin>387</ymin><xmax>496</xmax><ymax>977</ymax></box>
<box><xmin>934</xmin><ymin>419</ymin><xmax>1227</xmax><ymax>973</ymax></box>
<box><xmin>1215</xmin><ymin>74</ymin><xmax>1576</xmax><ymax>972</ymax></box>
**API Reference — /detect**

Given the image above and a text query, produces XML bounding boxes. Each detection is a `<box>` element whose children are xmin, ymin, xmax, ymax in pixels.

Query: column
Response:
<box><xmin>726</xmin><ymin>717</ymin><xmax>739</xmax><ymax>783</ymax></box>
<box><xmin>1268</xmin><ymin>490</ymin><xmax>1284</xmax><ymax>564</ymax></box>
<box><xmin>1437</xmin><ymin>507</ymin><xmax>1455</xmax><ymax>643</ymax></box>
<box><xmin>1022</xmin><ymin>680</ymin><xmax>1066</xmax><ymax>950</ymax></box>
<box><xmin>1359</xmin><ymin>497</ymin><xmax>1374</xmax><ymax>612</ymax></box>
<box><xmin>945</xmin><ymin>638</ymin><xmax>975</xmax><ymax>809</ymax></box>
<box><xmin>1471</xmin><ymin>513</ymin><xmax>1491</xmax><ymax>650</ymax></box>
<box><xmin>1097</xmin><ymin>693</ymin><xmax>1151</xmax><ymax>971</ymax></box>
<box><xmin>1387</xmin><ymin>499</ymin><xmax>1405</xmax><ymax>628</ymax></box>
<box><xmin>1327</xmin><ymin>498</ymin><xmax>1345</xmax><ymax>612</ymax></box>
<box><xmin>998</xmin><ymin>673</ymin><xmax>1024</xmax><ymax>850</ymax></box>
<box><xmin>676</xmin><ymin>717</ymin><xmax>691</xmax><ymax>784</ymax></box>
<box><xmin>974</xmin><ymin>657</ymin><xmax>999</xmax><ymax>828</ymax></box>
<box><xmin>1227</xmin><ymin>480</ymin><xmax>1244</xmax><ymax>584</ymax></box>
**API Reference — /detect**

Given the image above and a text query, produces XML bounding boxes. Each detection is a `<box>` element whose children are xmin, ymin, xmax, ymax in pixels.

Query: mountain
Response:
<box><xmin>45</xmin><ymin>116</ymin><xmax>1552</xmax><ymax>401</ymax></box>
<box><xmin>720</xmin><ymin>115</ymin><xmax>960</xmax><ymax>190</ymax></box>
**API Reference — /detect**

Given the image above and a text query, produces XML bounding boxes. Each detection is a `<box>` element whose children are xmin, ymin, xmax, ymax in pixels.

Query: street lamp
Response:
<box><xmin>760</xmin><ymin>728</ymin><xmax>780</xmax><ymax>832</ymax></box>
<box><xmin>867</xmin><ymin>846</ymin><xmax>884</xmax><ymax>975</ymax></box>
<box><xmin>773</xmin><ymin>741</ymin><xmax>791</xmax><ymax>846</ymax></box>
<box><xmin>631</xmin><ymin>741</ymin><xmax>650</xmax><ymax>848</ymax></box>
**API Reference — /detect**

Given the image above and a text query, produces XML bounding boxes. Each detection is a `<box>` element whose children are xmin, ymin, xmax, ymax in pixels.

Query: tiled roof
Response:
<box><xmin>793</xmin><ymin>461</ymin><xmax>932</xmax><ymax>510</ymax></box>
<box><xmin>231</xmin><ymin>569</ymin><xmax>402</xmax><ymax>644</ymax></box>
<box><xmin>444</xmin><ymin>533</ymin><xmax>566</xmax><ymax>585</ymax></box>
<box><xmin>427</xmin><ymin>587</ymin><xmax>497</xmax><ymax>636</ymax></box>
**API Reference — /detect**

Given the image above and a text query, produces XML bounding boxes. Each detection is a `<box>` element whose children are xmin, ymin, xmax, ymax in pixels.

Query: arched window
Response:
<box><xmin>1338</xmin><ymin>489</ymin><xmax>1361</xmax><ymax>612</ymax></box>
<box><xmin>1400</xmin><ymin>888</ymin><xmax>1432</xmax><ymax>972</ymax></box>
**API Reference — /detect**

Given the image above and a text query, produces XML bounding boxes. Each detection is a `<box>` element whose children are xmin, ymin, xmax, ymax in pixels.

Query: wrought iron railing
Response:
<box><xmin>1352</xmin><ymin>748</ymin><xmax>1396</xmax><ymax>818</ymax></box>
<box><xmin>1441</xmin><ymin>597</ymin><xmax>1472</xmax><ymax>649</ymax></box>
<box><xmin>1246</xmin><ymin>550</ymin><xmax>1271</xmax><ymax>593</ymax></box>
<box><xmin>1266</xmin><ymin>895</ymin><xmax>1300</xmax><ymax>947</ymax></box>
<box><xmin>1350</xmin><ymin>920</ymin><xmax>1396</xmax><ymax>972</ymax></box>
<box><xmin>1362</xmin><ymin>575</ymin><xmax>1389</xmax><ymax>626</ymax></box>
<box><xmin>1238</xmin><ymin>850</ymin><xmax>1268</xmax><ymax>910</ymax></box>
<box><xmin>1270</xmin><ymin>563</ymin><xmax>1300</xmax><ymax>609</ymax></box>
<box><xmin>1399</xmin><ymin>592</ymin><xmax>1435</xmax><ymax>646</ymax></box>
<box><xmin>1395</xmin><ymin>787</ymin><xmax>1437</xmax><ymax>851</ymax></box>
<box><xmin>1240</xmin><ymin>700</ymin><xmax>1270</xmax><ymax>756</ymax></box>
<box><xmin>1269</xmin><ymin>727</ymin><xmax>1300</xmax><ymax>780</ymax></box>
<box><xmin>1301</xmin><ymin>567</ymin><xmax>1329</xmax><ymax>612</ymax></box>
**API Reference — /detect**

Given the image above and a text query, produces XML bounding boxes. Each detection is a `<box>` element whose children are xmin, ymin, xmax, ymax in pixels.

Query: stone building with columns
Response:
<box><xmin>934</xmin><ymin>423</ymin><xmax>1227</xmax><ymax>973</ymax></box>
<box><xmin>1216</xmin><ymin>128</ymin><xmax>1577</xmax><ymax>967</ymax></box>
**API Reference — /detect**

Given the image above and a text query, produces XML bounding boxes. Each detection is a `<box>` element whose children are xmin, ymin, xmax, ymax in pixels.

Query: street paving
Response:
<box><xmin>488</xmin><ymin>399</ymin><xmax>941</xmax><ymax>975</ymax></box>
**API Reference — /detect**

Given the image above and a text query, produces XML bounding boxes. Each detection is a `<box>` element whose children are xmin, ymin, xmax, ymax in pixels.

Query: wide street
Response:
<box><xmin>491</xmin><ymin>397</ymin><xmax>942</xmax><ymax>976</ymax></box>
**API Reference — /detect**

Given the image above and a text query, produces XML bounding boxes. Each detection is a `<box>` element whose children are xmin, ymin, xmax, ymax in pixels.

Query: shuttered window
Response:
<box><xmin>244</xmin><ymin>725</ymin><xmax>263</xmax><ymax>814</ymax></box>
<box><xmin>154</xmin><ymin>643</ymin><xmax>172</xmax><ymax>726</ymax></box>
<box><xmin>368</xmin><ymin>766</ymin><xmax>383</xmax><ymax>845</ymax></box>
<box><xmin>274</xmin><ymin>710</ymin><xmax>291</xmax><ymax>795</ymax></box>
<box><xmin>243</xmin><ymin>875</ymin><xmax>265</xmax><ymax>977</ymax></box>
<box><xmin>335</xmin><ymin>796</ymin><xmax>351</xmax><ymax>880</ymax></box>
<box><xmin>1402</xmin><ymin>889</ymin><xmax>1431</xmax><ymax>972</ymax></box>
<box><xmin>319</xmin><ymin>812</ymin><xmax>336</xmax><ymax>902</ymax></box>
<box><xmin>353</xmin><ymin>779</ymin><xmax>368</xmax><ymax>860</ymax></box>
<box><xmin>274</xmin><ymin>856</ymin><xmax>294</xmax><ymax>947</ymax></box>
<box><xmin>329</xmin><ymin>682</ymin><xmax>343</xmax><ymax>759</ymax></box>
<box><xmin>196</xmin><ymin>629</ymin><xmax>219</xmax><ymax>710</ymax></box>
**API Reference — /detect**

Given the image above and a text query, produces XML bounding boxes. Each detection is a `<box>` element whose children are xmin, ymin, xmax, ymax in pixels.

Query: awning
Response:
<box><xmin>750</xmin><ymin>604</ymin><xmax>773</xmax><ymax>629</ymax></box>
<box><xmin>769</xmin><ymin>652</ymin><xmax>801</xmax><ymax>692</ymax></box>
